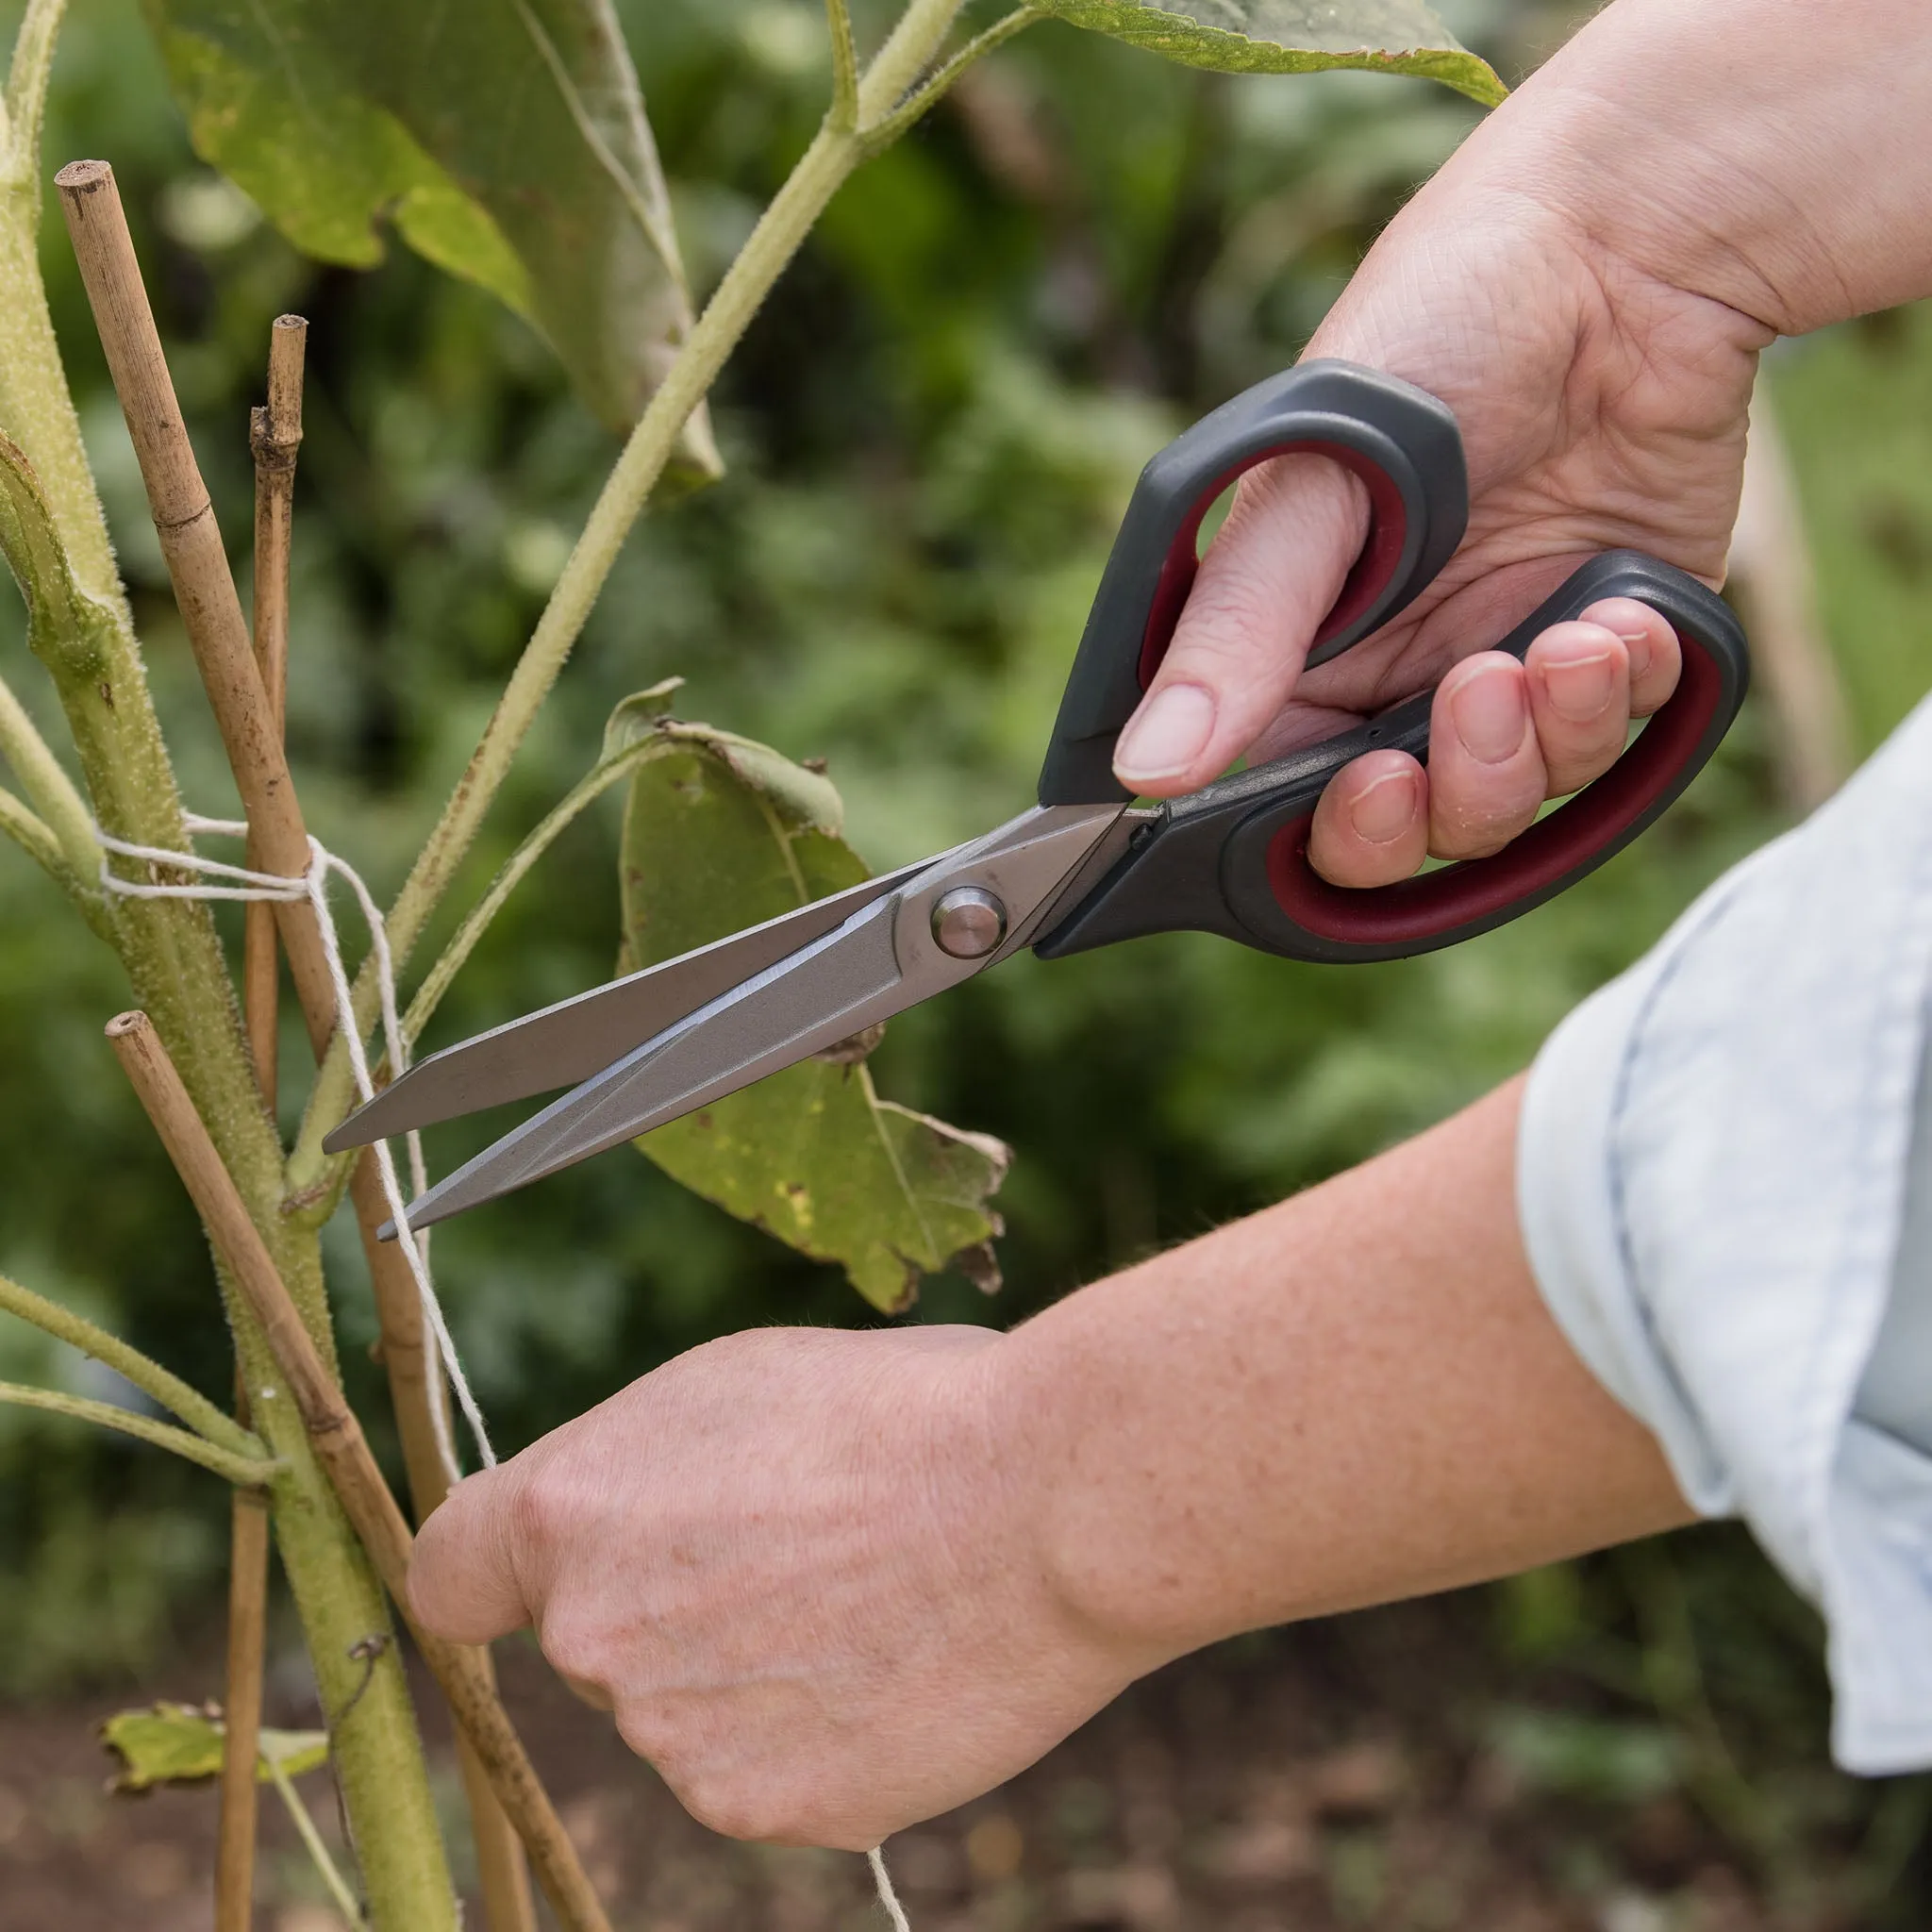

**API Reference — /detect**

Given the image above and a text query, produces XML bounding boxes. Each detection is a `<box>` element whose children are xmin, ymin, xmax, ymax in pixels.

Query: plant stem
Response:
<box><xmin>0</xmin><ymin>777</ymin><xmax>97</xmax><ymax>915</ymax></box>
<box><xmin>267</xmin><ymin>1754</ymin><xmax>368</xmax><ymax>1930</ymax></box>
<box><xmin>0</xmin><ymin>1266</ymin><xmax>258</xmax><ymax>1452</ymax></box>
<box><xmin>404</xmin><ymin>741</ymin><xmax>653</xmax><ymax>1050</ymax></box>
<box><xmin>0</xmin><ymin>658</ymin><xmax>97</xmax><ymax>884</ymax></box>
<box><xmin>65</xmin><ymin>177</ymin><xmax>559</xmax><ymax>1929</ymax></box>
<box><xmin>2</xmin><ymin>0</ymin><xmax>68</xmax><ymax>192</ymax></box>
<box><xmin>860</xmin><ymin>6</ymin><xmax>1043</xmax><ymax>153</ymax></box>
<box><xmin>0</xmin><ymin>102</ymin><xmax>440</xmax><ymax>1929</ymax></box>
<box><xmin>291</xmin><ymin>0</ymin><xmax>979</xmax><ymax>1179</ymax></box>
<box><xmin>0</xmin><ymin>1379</ymin><xmax>276</xmax><ymax>1484</ymax></box>
<box><xmin>825</xmin><ymin>0</ymin><xmax>859</xmax><ymax>130</ymax></box>
<box><xmin>108</xmin><ymin>1009</ymin><xmax>613</xmax><ymax>1932</ymax></box>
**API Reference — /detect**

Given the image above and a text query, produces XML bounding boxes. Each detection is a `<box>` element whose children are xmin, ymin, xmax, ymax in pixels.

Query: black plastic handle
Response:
<box><xmin>1036</xmin><ymin>360</ymin><xmax>1470</xmax><ymax>808</ymax></box>
<box><xmin>1035</xmin><ymin>553</ymin><xmax>1751</xmax><ymax>966</ymax></box>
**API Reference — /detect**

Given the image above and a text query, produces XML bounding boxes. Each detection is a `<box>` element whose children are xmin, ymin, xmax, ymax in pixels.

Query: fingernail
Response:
<box><xmin>1617</xmin><ymin>627</ymin><xmax>1654</xmax><ymax>681</ymax></box>
<box><xmin>1449</xmin><ymin>664</ymin><xmax>1527</xmax><ymax>765</ymax></box>
<box><xmin>1542</xmin><ymin>647</ymin><xmax>1616</xmax><ymax>723</ymax></box>
<box><xmin>1114</xmin><ymin>684</ymin><xmax>1216</xmax><ymax>783</ymax></box>
<box><xmin>1348</xmin><ymin>768</ymin><xmax>1421</xmax><ymax>843</ymax></box>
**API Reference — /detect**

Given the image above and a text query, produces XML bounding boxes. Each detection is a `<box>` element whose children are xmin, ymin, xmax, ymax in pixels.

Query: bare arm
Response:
<box><xmin>1011</xmin><ymin>1077</ymin><xmax>1688</xmax><ymax>1658</ymax></box>
<box><xmin>408</xmin><ymin>1078</ymin><xmax>1686</xmax><ymax>1850</ymax></box>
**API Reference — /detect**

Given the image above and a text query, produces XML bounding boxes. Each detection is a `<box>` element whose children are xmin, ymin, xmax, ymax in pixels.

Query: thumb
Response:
<box><xmin>408</xmin><ymin>1466</ymin><xmax>535</xmax><ymax>1644</ymax></box>
<box><xmin>1111</xmin><ymin>452</ymin><xmax>1368</xmax><ymax>796</ymax></box>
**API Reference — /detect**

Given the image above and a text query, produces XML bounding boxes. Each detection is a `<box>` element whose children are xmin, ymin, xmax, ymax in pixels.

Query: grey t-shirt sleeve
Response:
<box><xmin>1518</xmin><ymin>689</ymin><xmax>1932</xmax><ymax>1776</ymax></box>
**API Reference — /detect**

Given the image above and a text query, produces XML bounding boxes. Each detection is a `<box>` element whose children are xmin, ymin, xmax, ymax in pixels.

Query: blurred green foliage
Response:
<box><xmin>1</xmin><ymin>0</ymin><xmax>1930</xmax><ymax>1915</ymax></box>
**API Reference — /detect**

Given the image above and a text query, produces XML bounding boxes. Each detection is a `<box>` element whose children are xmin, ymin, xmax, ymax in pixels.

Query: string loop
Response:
<box><xmin>96</xmin><ymin>812</ymin><xmax>492</xmax><ymax>1477</ymax></box>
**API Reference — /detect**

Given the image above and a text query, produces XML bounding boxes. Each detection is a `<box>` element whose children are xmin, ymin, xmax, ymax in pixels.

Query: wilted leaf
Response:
<box><xmin>617</xmin><ymin>701</ymin><xmax>1009</xmax><ymax>1313</ymax></box>
<box><xmin>142</xmin><ymin>0</ymin><xmax>721</xmax><ymax>472</ymax></box>
<box><xmin>100</xmin><ymin>1701</ymin><xmax>329</xmax><ymax>1791</ymax></box>
<box><xmin>1033</xmin><ymin>0</ymin><xmax>1507</xmax><ymax>105</ymax></box>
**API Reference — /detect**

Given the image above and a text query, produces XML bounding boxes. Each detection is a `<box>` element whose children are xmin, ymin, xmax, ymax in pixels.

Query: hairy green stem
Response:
<box><xmin>401</xmin><ymin>741</ymin><xmax>656</xmax><ymax>1054</ymax></box>
<box><xmin>0</xmin><ymin>658</ymin><xmax>98</xmax><ymax>878</ymax></box>
<box><xmin>0</xmin><ymin>16</ymin><xmax>456</xmax><ymax>1914</ymax></box>
<box><xmin>0</xmin><ymin>778</ymin><xmax>57</xmax><ymax>867</ymax></box>
<box><xmin>0</xmin><ymin>777</ymin><xmax>101</xmax><ymax>920</ymax></box>
<box><xmin>0</xmin><ymin>1267</ymin><xmax>258</xmax><ymax>1453</ymax></box>
<box><xmin>825</xmin><ymin>0</ymin><xmax>860</xmax><ymax>131</ymax></box>
<box><xmin>0</xmin><ymin>1379</ymin><xmax>276</xmax><ymax>1484</ymax></box>
<box><xmin>3</xmin><ymin>0</ymin><xmax>67</xmax><ymax>194</ymax></box>
<box><xmin>290</xmin><ymin>0</ymin><xmax>983</xmax><ymax>1186</ymax></box>
<box><xmin>861</xmin><ymin>6</ymin><xmax>1043</xmax><ymax>152</ymax></box>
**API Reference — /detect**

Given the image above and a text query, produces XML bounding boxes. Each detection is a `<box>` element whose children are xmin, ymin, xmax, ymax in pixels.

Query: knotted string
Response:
<box><xmin>97</xmin><ymin>813</ymin><xmax>912</xmax><ymax>1921</ymax></box>
<box><xmin>96</xmin><ymin>812</ymin><xmax>491</xmax><ymax>1479</ymax></box>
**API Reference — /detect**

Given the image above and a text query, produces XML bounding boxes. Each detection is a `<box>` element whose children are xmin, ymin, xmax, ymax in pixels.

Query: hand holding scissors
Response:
<box><xmin>329</xmin><ymin>359</ymin><xmax>1748</xmax><ymax>1227</ymax></box>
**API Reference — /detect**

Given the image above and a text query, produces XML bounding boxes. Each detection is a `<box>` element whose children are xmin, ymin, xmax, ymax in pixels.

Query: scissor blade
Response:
<box><xmin>388</xmin><ymin>891</ymin><xmax>913</xmax><ymax>1233</ymax></box>
<box><xmin>325</xmin><ymin>858</ymin><xmax>935</xmax><ymax>1152</ymax></box>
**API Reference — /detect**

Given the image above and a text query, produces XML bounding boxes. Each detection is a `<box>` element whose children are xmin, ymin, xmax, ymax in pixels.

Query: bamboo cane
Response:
<box><xmin>58</xmin><ymin>159</ymin><xmax>599</xmax><ymax>1931</ymax></box>
<box><xmin>106</xmin><ymin>1012</ymin><xmax>611</xmax><ymax>1932</ymax></box>
<box><xmin>215</xmin><ymin>1466</ymin><xmax>271</xmax><ymax>1932</ymax></box>
<box><xmin>217</xmin><ymin>313</ymin><xmax>307</xmax><ymax>1932</ymax></box>
<box><xmin>353</xmin><ymin>1158</ymin><xmax>538</xmax><ymax>1932</ymax></box>
<box><xmin>56</xmin><ymin>161</ymin><xmax>339</xmax><ymax>1057</ymax></box>
<box><xmin>242</xmin><ymin>313</ymin><xmax>305</xmax><ymax>1107</ymax></box>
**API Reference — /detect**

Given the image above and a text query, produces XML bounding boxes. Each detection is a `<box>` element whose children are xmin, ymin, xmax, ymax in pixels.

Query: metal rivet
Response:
<box><xmin>931</xmin><ymin>886</ymin><xmax>1007</xmax><ymax>958</ymax></box>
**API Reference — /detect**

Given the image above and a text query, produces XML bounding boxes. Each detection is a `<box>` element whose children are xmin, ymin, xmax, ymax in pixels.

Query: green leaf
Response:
<box><xmin>617</xmin><ymin>701</ymin><xmax>1009</xmax><ymax>1314</ymax></box>
<box><xmin>141</xmin><ymin>0</ymin><xmax>722</xmax><ymax>473</ymax></box>
<box><xmin>100</xmin><ymin>1701</ymin><xmax>330</xmax><ymax>1791</ymax></box>
<box><xmin>1033</xmin><ymin>0</ymin><xmax>1507</xmax><ymax>106</ymax></box>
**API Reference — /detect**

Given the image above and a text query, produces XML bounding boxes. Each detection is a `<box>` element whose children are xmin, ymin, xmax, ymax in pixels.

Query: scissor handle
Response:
<box><xmin>1035</xmin><ymin>359</ymin><xmax>1469</xmax><ymax>808</ymax></box>
<box><xmin>1034</xmin><ymin>553</ymin><xmax>1751</xmax><ymax>965</ymax></box>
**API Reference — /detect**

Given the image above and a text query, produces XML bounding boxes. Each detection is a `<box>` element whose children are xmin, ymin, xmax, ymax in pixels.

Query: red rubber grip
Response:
<box><xmin>1264</xmin><ymin>628</ymin><xmax>1724</xmax><ymax>944</ymax></box>
<box><xmin>1138</xmin><ymin>440</ymin><xmax>1411</xmax><ymax>690</ymax></box>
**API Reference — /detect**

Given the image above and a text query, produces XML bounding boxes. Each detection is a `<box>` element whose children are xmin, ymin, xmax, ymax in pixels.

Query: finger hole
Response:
<box><xmin>1308</xmin><ymin>748</ymin><xmax>1428</xmax><ymax>887</ymax></box>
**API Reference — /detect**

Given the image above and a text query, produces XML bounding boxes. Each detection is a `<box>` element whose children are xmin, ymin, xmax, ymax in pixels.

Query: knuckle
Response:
<box><xmin>511</xmin><ymin>1450</ymin><xmax>601</xmax><ymax>1567</ymax></box>
<box><xmin>538</xmin><ymin>1605</ymin><xmax>617</xmax><ymax>1698</ymax></box>
<box><xmin>674</xmin><ymin>1770</ymin><xmax>776</xmax><ymax>1845</ymax></box>
<box><xmin>613</xmin><ymin>1697</ymin><xmax>683</xmax><ymax>1768</ymax></box>
<box><xmin>1167</xmin><ymin>581</ymin><xmax>1287</xmax><ymax>674</ymax></box>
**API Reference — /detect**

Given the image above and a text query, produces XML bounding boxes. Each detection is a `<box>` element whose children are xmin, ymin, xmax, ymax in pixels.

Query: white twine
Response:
<box><xmin>97</xmin><ymin>812</ymin><xmax>492</xmax><ymax>1479</ymax></box>
<box><xmin>100</xmin><ymin>814</ymin><xmax>910</xmax><ymax>1923</ymax></box>
<box><xmin>869</xmin><ymin>1846</ymin><xmax>910</xmax><ymax>1930</ymax></box>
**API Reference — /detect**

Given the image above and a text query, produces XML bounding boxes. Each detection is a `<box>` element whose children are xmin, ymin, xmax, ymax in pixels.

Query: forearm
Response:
<box><xmin>1482</xmin><ymin>0</ymin><xmax>1932</xmax><ymax>335</ymax></box>
<box><xmin>1003</xmin><ymin>1077</ymin><xmax>1690</xmax><ymax>1662</ymax></box>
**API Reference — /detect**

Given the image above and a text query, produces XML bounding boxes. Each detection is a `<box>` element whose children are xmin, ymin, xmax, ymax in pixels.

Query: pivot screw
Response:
<box><xmin>931</xmin><ymin>886</ymin><xmax>1007</xmax><ymax>958</ymax></box>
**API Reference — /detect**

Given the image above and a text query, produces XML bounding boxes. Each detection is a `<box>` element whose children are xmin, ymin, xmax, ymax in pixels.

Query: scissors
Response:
<box><xmin>330</xmin><ymin>359</ymin><xmax>1750</xmax><ymax>1234</ymax></box>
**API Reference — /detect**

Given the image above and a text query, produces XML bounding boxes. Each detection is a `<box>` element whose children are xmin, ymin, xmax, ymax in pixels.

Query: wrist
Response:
<box><xmin>1477</xmin><ymin>0</ymin><xmax>1932</xmax><ymax>336</ymax></box>
<box><xmin>989</xmin><ymin>1291</ymin><xmax>1232</xmax><ymax>1674</ymax></box>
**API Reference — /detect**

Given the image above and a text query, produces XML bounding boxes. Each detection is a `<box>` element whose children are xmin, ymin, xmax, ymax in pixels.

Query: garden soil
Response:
<box><xmin>0</xmin><ymin>1590</ymin><xmax>1803</xmax><ymax>1932</ymax></box>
